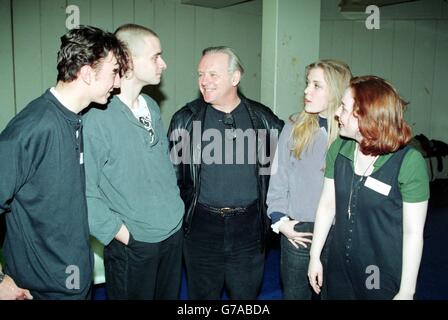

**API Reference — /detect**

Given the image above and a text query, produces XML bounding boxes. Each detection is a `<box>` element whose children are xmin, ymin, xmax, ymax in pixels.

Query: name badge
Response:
<box><xmin>364</xmin><ymin>176</ymin><xmax>391</xmax><ymax>196</ymax></box>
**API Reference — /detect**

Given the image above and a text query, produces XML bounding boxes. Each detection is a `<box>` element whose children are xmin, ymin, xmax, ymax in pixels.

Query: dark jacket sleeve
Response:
<box><xmin>167</xmin><ymin>108</ymin><xmax>187</xmax><ymax>194</ymax></box>
<box><xmin>266</xmin><ymin>107</ymin><xmax>285</xmax><ymax>132</ymax></box>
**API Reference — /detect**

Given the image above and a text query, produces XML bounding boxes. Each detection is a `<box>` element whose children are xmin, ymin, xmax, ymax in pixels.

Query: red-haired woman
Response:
<box><xmin>307</xmin><ymin>76</ymin><xmax>429</xmax><ymax>299</ymax></box>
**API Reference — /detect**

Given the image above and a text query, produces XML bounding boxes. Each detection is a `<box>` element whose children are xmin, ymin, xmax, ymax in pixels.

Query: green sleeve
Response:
<box><xmin>398</xmin><ymin>148</ymin><xmax>430</xmax><ymax>202</ymax></box>
<box><xmin>324</xmin><ymin>137</ymin><xmax>344</xmax><ymax>179</ymax></box>
<box><xmin>83</xmin><ymin>112</ymin><xmax>122</xmax><ymax>245</ymax></box>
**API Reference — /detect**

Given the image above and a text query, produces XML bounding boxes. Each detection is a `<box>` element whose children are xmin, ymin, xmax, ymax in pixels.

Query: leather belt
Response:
<box><xmin>197</xmin><ymin>201</ymin><xmax>257</xmax><ymax>217</ymax></box>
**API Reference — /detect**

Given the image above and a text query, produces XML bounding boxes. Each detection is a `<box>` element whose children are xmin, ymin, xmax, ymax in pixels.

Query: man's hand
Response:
<box><xmin>114</xmin><ymin>224</ymin><xmax>130</xmax><ymax>245</ymax></box>
<box><xmin>0</xmin><ymin>275</ymin><xmax>33</xmax><ymax>300</ymax></box>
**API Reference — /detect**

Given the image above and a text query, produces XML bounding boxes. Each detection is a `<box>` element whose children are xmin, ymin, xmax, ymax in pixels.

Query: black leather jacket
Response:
<box><xmin>168</xmin><ymin>96</ymin><xmax>284</xmax><ymax>248</ymax></box>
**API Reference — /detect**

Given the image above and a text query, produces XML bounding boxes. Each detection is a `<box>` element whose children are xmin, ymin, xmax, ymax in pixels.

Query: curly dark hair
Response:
<box><xmin>57</xmin><ymin>25</ymin><xmax>129</xmax><ymax>82</ymax></box>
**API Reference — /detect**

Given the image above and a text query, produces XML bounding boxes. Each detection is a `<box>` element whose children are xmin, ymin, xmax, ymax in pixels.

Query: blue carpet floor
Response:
<box><xmin>416</xmin><ymin>204</ymin><xmax>448</xmax><ymax>299</ymax></box>
<box><xmin>93</xmin><ymin>203</ymin><xmax>448</xmax><ymax>300</ymax></box>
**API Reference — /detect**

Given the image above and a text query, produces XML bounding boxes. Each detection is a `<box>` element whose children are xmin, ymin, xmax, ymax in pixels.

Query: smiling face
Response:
<box><xmin>303</xmin><ymin>67</ymin><xmax>330</xmax><ymax>117</ymax></box>
<box><xmin>132</xmin><ymin>35</ymin><xmax>167</xmax><ymax>86</ymax></box>
<box><xmin>90</xmin><ymin>51</ymin><xmax>121</xmax><ymax>104</ymax></box>
<box><xmin>335</xmin><ymin>87</ymin><xmax>361</xmax><ymax>140</ymax></box>
<box><xmin>197</xmin><ymin>52</ymin><xmax>240</xmax><ymax>108</ymax></box>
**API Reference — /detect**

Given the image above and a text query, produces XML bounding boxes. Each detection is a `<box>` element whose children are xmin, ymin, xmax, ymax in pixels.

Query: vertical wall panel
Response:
<box><xmin>350</xmin><ymin>21</ymin><xmax>373</xmax><ymax>76</ymax></box>
<box><xmin>319</xmin><ymin>21</ymin><xmax>333</xmax><ymax>59</ymax></box>
<box><xmin>70</xmin><ymin>0</ymin><xmax>91</xmax><ymax>26</ymax></box>
<box><xmin>214</xmin><ymin>10</ymin><xmax>244</xmax><ymax>48</ymax></box>
<box><xmin>214</xmin><ymin>11</ymin><xmax>249</xmax><ymax>96</ymax></box>
<box><xmin>331</xmin><ymin>21</ymin><xmax>353</xmax><ymax>64</ymax></box>
<box><xmin>91</xmin><ymin>0</ymin><xmax>113</xmax><ymax>31</ymax></box>
<box><xmin>322</xmin><ymin>0</ymin><xmax>448</xmax><ymax>141</ymax></box>
<box><xmin>174</xmin><ymin>3</ymin><xmax>197</xmax><ymax>108</ymax></box>
<box><xmin>216</xmin><ymin>4</ymin><xmax>262</xmax><ymax>101</ymax></box>
<box><xmin>241</xmin><ymin>12</ymin><xmax>262</xmax><ymax>100</ymax></box>
<box><xmin>410</xmin><ymin>20</ymin><xmax>437</xmax><ymax>136</ymax></box>
<box><xmin>0</xmin><ymin>0</ymin><xmax>15</xmax><ymax>130</ymax></box>
<box><xmin>112</xmin><ymin>0</ymin><xmax>134</xmax><ymax>30</ymax></box>
<box><xmin>444</xmin><ymin>0</ymin><xmax>448</xmax><ymax>19</ymax></box>
<box><xmin>391</xmin><ymin>20</ymin><xmax>415</xmax><ymax>124</ymax></box>
<box><xmin>371</xmin><ymin>20</ymin><xmax>394</xmax><ymax>81</ymax></box>
<box><xmin>154</xmin><ymin>0</ymin><xmax>176</xmax><ymax>126</ymax></box>
<box><xmin>430</xmin><ymin>21</ymin><xmax>448</xmax><ymax>141</ymax></box>
<box><xmin>40</xmin><ymin>0</ymin><xmax>67</xmax><ymax>89</ymax></box>
<box><xmin>194</xmin><ymin>7</ymin><xmax>214</xmax><ymax>56</ymax></box>
<box><xmin>13</xmin><ymin>0</ymin><xmax>42</xmax><ymax>112</ymax></box>
<box><xmin>134</xmin><ymin>0</ymin><xmax>155</xmax><ymax>28</ymax></box>
<box><xmin>265</xmin><ymin>0</ymin><xmax>320</xmax><ymax>120</ymax></box>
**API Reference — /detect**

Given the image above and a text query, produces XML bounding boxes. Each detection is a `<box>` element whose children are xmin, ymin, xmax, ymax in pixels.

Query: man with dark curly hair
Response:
<box><xmin>0</xmin><ymin>25</ymin><xmax>128</xmax><ymax>300</ymax></box>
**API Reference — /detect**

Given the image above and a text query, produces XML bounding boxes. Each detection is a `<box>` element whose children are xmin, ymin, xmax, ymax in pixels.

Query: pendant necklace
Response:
<box><xmin>347</xmin><ymin>145</ymin><xmax>378</xmax><ymax>218</ymax></box>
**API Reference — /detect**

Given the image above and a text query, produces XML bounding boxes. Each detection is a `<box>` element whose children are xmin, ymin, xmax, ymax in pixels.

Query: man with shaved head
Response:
<box><xmin>83</xmin><ymin>24</ymin><xmax>184</xmax><ymax>300</ymax></box>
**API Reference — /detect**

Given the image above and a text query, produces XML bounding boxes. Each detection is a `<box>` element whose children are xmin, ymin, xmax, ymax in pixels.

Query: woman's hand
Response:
<box><xmin>308</xmin><ymin>257</ymin><xmax>323</xmax><ymax>294</ymax></box>
<box><xmin>279</xmin><ymin>220</ymin><xmax>313</xmax><ymax>249</ymax></box>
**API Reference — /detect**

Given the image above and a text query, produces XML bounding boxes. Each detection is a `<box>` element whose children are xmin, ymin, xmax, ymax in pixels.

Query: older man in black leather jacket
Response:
<box><xmin>168</xmin><ymin>46</ymin><xmax>283</xmax><ymax>300</ymax></box>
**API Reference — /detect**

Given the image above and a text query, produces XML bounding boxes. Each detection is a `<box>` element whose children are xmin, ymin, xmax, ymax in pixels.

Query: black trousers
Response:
<box><xmin>183</xmin><ymin>203</ymin><xmax>265</xmax><ymax>300</ymax></box>
<box><xmin>104</xmin><ymin>228</ymin><xmax>183</xmax><ymax>300</ymax></box>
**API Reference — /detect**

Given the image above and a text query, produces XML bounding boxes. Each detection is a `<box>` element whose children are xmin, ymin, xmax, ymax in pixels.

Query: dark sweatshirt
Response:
<box><xmin>0</xmin><ymin>89</ymin><xmax>93</xmax><ymax>299</ymax></box>
<box><xmin>83</xmin><ymin>94</ymin><xmax>184</xmax><ymax>246</ymax></box>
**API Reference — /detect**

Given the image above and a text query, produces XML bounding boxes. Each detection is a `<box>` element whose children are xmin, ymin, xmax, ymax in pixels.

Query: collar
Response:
<box><xmin>338</xmin><ymin>138</ymin><xmax>393</xmax><ymax>170</ymax></box>
<box><xmin>318</xmin><ymin>116</ymin><xmax>327</xmax><ymax>130</ymax></box>
<box><xmin>47</xmin><ymin>88</ymin><xmax>81</xmax><ymax>122</ymax></box>
<box><xmin>188</xmin><ymin>94</ymin><xmax>248</xmax><ymax>114</ymax></box>
<box><xmin>112</xmin><ymin>95</ymin><xmax>159</xmax><ymax>146</ymax></box>
<box><xmin>207</xmin><ymin>101</ymin><xmax>243</xmax><ymax>115</ymax></box>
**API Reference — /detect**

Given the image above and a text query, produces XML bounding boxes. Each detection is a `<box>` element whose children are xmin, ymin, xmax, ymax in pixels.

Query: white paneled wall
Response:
<box><xmin>320</xmin><ymin>0</ymin><xmax>448</xmax><ymax>142</ymax></box>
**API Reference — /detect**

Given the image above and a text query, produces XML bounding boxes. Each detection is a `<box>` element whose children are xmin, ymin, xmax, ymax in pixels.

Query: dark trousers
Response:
<box><xmin>183</xmin><ymin>203</ymin><xmax>265</xmax><ymax>300</ymax></box>
<box><xmin>104</xmin><ymin>228</ymin><xmax>183</xmax><ymax>300</ymax></box>
<box><xmin>281</xmin><ymin>222</ymin><xmax>333</xmax><ymax>300</ymax></box>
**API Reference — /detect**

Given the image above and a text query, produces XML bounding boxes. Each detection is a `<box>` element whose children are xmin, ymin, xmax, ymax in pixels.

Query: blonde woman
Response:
<box><xmin>267</xmin><ymin>60</ymin><xmax>352</xmax><ymax>299</ymax></box>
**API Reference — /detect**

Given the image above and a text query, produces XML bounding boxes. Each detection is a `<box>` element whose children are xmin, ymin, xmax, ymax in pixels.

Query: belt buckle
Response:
<box><xmin>219</xmin><ymin>207</ymin><xmax>232</xmax><ymax>216</ymax></box>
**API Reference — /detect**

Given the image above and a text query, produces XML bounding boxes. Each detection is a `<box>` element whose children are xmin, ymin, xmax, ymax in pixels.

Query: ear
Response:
<box><xmin>78</xmin><ymin>65</ymin><xmax>93</xmax><ymax>85</ymax></box>
<box><xmin>124</xmin><ymin>68</ymin><xmax>134</xmax><ymax>80</ymax></box>
<box><xmin>122</xmin><ymin>56</ymin><xmax>134</xmax><ymax>80</ymax></box>
<box><xmin>231</xmin><ymin>70</ymin><xmax>241</xmax><ymax>87</ymax></box>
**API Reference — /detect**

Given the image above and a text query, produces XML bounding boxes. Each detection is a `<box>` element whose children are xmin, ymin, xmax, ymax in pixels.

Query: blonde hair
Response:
<box><xmin>290</xmin><ymin>59</ymin><xmax>352</xmax><ymax>159</ymax></box>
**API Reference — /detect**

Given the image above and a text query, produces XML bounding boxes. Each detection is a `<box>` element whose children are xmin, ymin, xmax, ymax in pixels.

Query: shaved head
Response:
<box><xmin>114</xmin><ymin>24</ymin><xmax>158</xmax><ymax>58</ymax></box>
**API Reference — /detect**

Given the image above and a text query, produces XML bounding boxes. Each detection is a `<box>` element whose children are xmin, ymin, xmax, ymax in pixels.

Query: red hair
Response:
<box><xmin>350</xmin><ymin>76</ymin><xmax>412</xmax><ymax>156</ymax></box>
